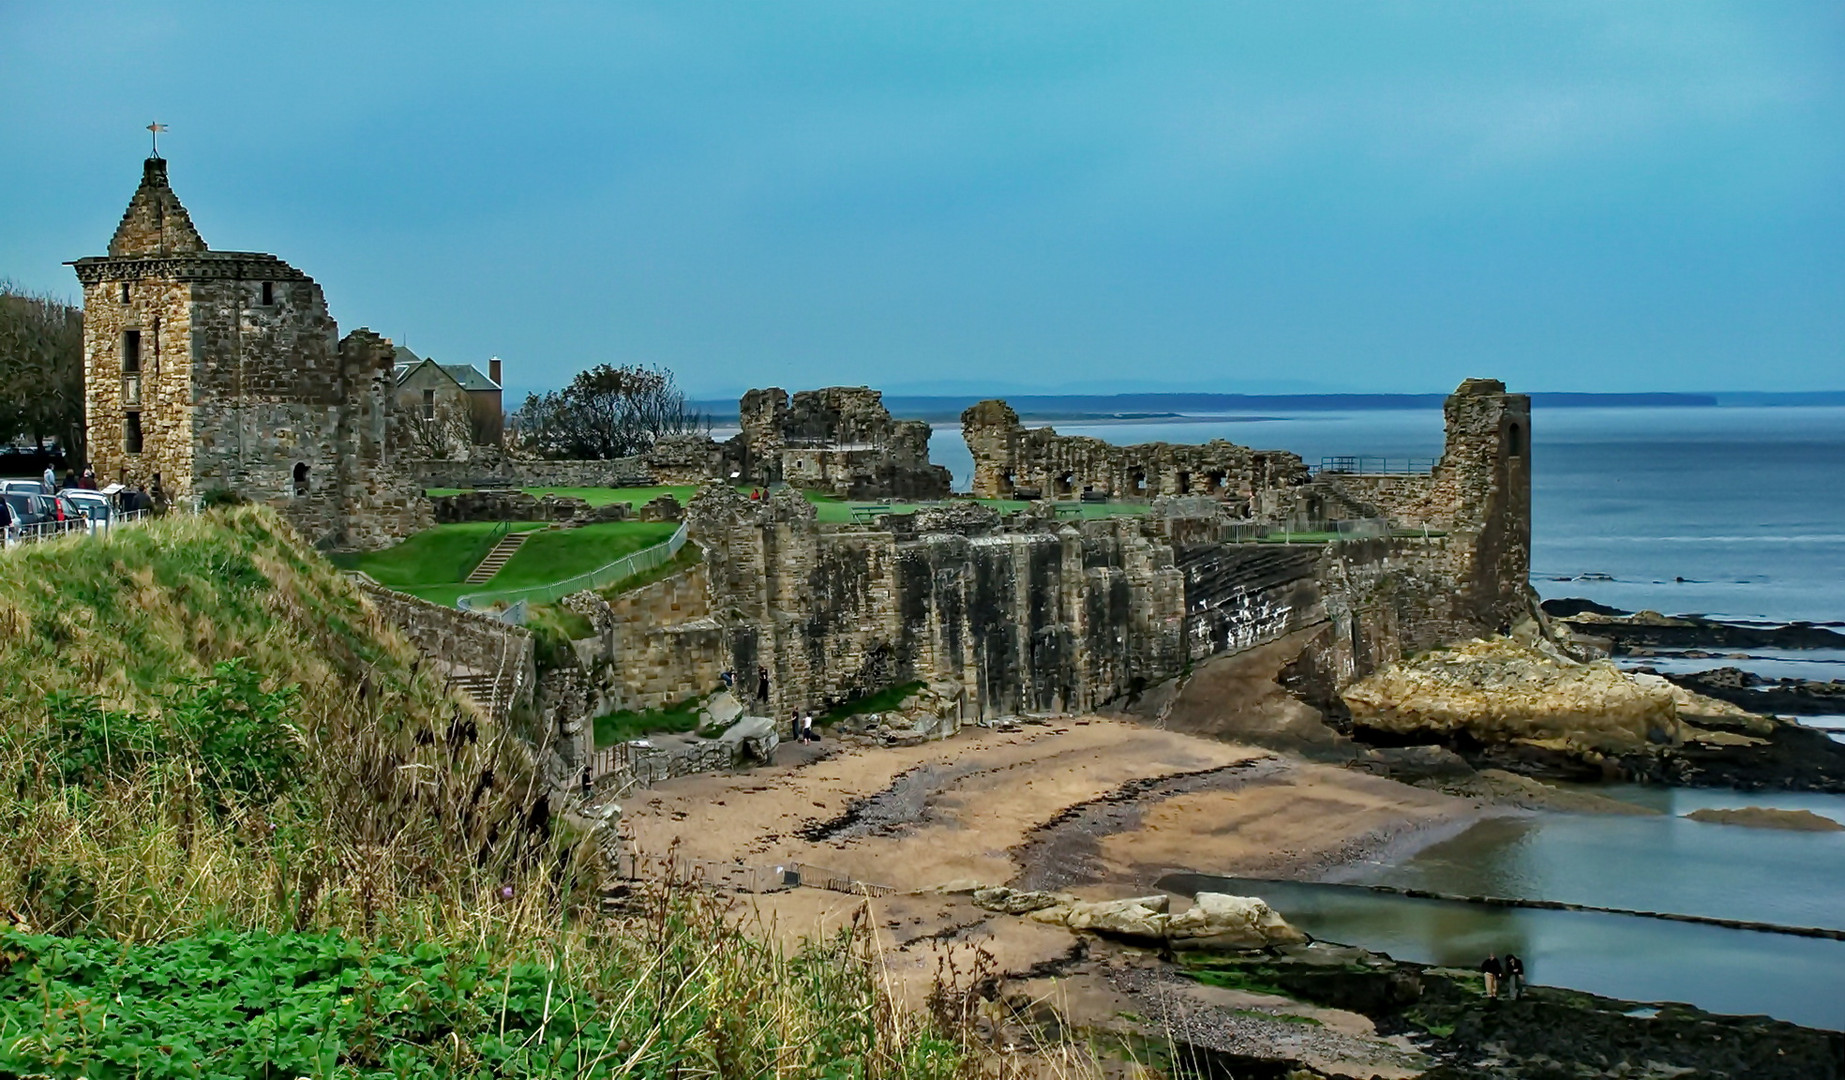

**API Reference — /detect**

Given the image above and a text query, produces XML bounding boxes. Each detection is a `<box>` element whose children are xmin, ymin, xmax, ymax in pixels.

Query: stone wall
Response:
<box><xmin>738</xmin><ymin>386</ymin><xmax>950</xmax><ymax>499</ymax></box>
<box><xmin>74</xmin><ymin>155</ymin><xmax>430</xmax><ymax>551</ymax></box>
<box><xmin>961</xmin><ymin>399</ymin><xmax>1311</xmax><ymax>503</ymax></box>
<box><xmin>355</xmin><ymin>577</ymin><xmax>539</xmax><ymax>715</ymax></box>
<box><xmin>405</xmin><ymin>450</ymin><xmax>655</xmax><ymax>491</ymax></box>
<box><xmin>429</xmin><ymin>489</ymin><xmax>633</xmax><ymax>525</ymax></box>
<box><xmin>563</xmin><ymin>559</ymin><xmax>727</xmax><ymax>713</ymax></box>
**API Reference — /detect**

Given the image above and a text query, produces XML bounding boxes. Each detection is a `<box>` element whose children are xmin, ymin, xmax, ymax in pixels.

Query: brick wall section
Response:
<box><xmin>406</xmin><ymin>452</ymin><xmax>654</xmax><ymax>490</ymax></box>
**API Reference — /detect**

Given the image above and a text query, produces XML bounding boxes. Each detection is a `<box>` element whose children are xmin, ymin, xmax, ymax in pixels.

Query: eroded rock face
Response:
<box><xmin>1165</xmin><ymin>892</ymin><xmax>1307</xmax><ymax>949</ymax></box>
<box><xmin>1341</xmin><ymin>637</ymin><xmax>1683</xmax><ymax>754</ymax></box>
<box><xmin>997</xmin><ymin>891</ymin><xmax>1305</xmax><ymax>950</ymax></box>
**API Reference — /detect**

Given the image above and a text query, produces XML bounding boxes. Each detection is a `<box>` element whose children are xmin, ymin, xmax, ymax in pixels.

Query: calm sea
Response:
<box><xmin>938</xmin><ymin>404</ymin><xmax>1845</xmax><ymax>1027</ymax></box>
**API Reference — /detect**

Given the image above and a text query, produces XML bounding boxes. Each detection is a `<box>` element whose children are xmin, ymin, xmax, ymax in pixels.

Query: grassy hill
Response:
<box><xmin>0</xmin><ymin>509</ymin><xmax>960</xmax><ymax>1077</ymax></box>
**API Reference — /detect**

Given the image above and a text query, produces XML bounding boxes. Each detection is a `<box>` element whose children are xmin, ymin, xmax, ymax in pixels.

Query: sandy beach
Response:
<box><xmin>616</xmin><ymin>716</ymin><xmax>1487</xmax><ymax>1076</ymax></box>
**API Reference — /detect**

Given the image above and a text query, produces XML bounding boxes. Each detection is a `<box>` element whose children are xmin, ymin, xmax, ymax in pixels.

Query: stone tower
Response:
<box><xmin>1433</xmin><ymin>378</ymin><xmax>1532</xmax><ymax>633</ymax></box>
<box><xmin>70</xmin><ymin>154</ymin><xmax>429</xmax><ymax>548</ymax></box>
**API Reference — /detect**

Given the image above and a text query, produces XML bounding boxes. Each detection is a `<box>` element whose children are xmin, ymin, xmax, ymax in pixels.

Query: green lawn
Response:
<box><xmin>329</xmin><ymin>521</ymin><xmax>547</xmax><ymax>599</ymax></box>
<box><xmin>334</xmin><ymin>520</ymin><xmax>677</xmax><ymax>605</ymax></box>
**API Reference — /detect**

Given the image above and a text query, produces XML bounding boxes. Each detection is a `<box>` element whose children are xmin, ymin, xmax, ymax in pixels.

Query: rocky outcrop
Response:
<box><xmin>1684</xmin><ymin>807</ymin><xmax>1844</xmax><ymax>832</ymax></box>
<box><xmin>1342</xmin><ymin>637</ymin><xmax>1684</xmax><ymax>755</ymax></box>
<box><xmin>973</xmin><ymin>888</ymin><xmax>1305</xmax><ymax>950</ymax></box>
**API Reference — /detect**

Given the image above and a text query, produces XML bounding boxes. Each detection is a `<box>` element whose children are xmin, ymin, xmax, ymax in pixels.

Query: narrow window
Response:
<box><xmin>124</xmin><ymin>412</ymin><xmax>144</xmax><ymax>454</ymax></box>
<box><xmin>1176</xmin><ymin>470</ymin><xmax>1191</xmax><ymax>495</ymax></box>
<box><xmin>422</xmin><ymin>388</ymin><xmax>436</xmax><ymax>421</ymax></box>
<box><xmin>1508</xmin><ymin>422</ymin><xmax>1525</xmax><ymax>458</ymax></box>
<box><xmin>120</xmin><ymin>282</ymin><xmax>131</xmax><ymax>304</ymax></box>
<box><xmin>122</xmin><ymin>330</ymin><xmax>142</xmax><ymax>374</ymax></box>
<box><xmin>292</xmin><ymin>462</ymin><xmax>309</xmax><ymax>496</ymax></box>
<box><xmin>261</xmin><ymin>281</ymin><xmax>274</xmax><ymax>306</ymax></box>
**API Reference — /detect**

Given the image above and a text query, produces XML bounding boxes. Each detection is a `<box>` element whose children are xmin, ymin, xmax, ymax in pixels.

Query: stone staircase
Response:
<box><xmin>446</xmin><ymin>670</ymin><xmax>515</xmax><ymax>720</ymax></box>
<box><xmin>466</xmin><ymin>528</ymin><xmax>535</xmax><ymax>583</ymax></box>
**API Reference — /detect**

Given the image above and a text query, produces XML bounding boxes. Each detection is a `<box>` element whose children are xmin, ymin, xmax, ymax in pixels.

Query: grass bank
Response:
<box><xmin>334</xmin><ymin>520</ymin><xmax>678</xmax><ymax>606</ymax></box>
<box><xmin>0</xmin><ymin>509</ymin><xmax>974</xmax><ymax>1077</ymax></box>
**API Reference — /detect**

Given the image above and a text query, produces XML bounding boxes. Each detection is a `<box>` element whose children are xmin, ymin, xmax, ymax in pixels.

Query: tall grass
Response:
<box><xmin>0</xmin><ymin>508</ymin><xmax>998</xmax><ymax>1077</ymax></box>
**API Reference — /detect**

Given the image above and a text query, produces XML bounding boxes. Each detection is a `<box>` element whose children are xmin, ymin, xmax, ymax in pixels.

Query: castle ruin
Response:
<box><xmin>70</xmin><ymin>155</ymin><xmax>430</xmax><ymax>549</ymax></box>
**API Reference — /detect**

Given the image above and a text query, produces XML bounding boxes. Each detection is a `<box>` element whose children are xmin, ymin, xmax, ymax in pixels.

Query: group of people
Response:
<box><xmin>718</xmin><ymin>665</ymin><xmax>824</xmax><ymax>745</ymax></box>
<box><xmin>1480</xmin><ymin>952</ymin><xmax>1526</xmax><ymax>1000</ymax></box>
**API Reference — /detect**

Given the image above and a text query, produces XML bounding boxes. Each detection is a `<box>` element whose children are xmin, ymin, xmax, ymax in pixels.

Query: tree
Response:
<box><xmin>0</xmin><ymin>282</ymin><xmax>84</xmax><ymax>461</ymax></box>
<box><xmin>404</xmin><ymin>398</ymin><xmax>476</xmax><ymax>458</ymax></box>
<box><xmin>512</xmin><ymin>364</ymin><xmax>706</xmax><ymax>460</ymax></box>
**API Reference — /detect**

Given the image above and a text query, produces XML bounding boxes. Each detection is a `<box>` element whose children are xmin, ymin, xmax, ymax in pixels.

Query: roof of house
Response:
<box><xmin>392</xmin><ymin>355</ymin><xmax>501</xmax><ymax>392</ymax></box>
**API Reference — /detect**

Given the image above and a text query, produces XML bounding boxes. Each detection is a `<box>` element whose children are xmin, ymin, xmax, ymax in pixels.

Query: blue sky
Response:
<box><xmin>3</xmin><ymin>2</ymin><xmax>1841</xmax><ymax>397</ymax></box>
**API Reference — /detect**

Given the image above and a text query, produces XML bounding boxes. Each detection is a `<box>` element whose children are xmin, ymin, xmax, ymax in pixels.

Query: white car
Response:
<box><xmin>58</xmin><ymin>490</ymin><xmax>115</xmax><ymax>533</ymax></box>
<box><xmin>0</xmin><ymin>478</ymin><xmax>48</xmax><ymax>496</ymax></box>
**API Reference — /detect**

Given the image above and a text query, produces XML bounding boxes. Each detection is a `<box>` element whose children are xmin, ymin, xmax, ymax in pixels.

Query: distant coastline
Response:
<box><xmin>686</xmin><ymin>389</ymin><xmax>1845</xmax><ymax>425</ymax></box>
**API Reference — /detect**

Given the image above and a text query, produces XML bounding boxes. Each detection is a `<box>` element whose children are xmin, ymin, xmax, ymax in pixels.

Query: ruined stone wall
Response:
<box><xmin>405</xmin><ymin>452</ymin><xmax>654</xmax><ymax>490</ymax></box>
<box><xmin>356</xmin><ymin>578</ymin><xmax>538</xmax><ymax>715</ymax></box>
<box><xmin>429</xmin><ymin>490</ymin><xmax>632</xmax><ymax>525</ymax></box>
<box><xmin>565</xmin><ymin>559</ymin><xmax>728</xmax><ymax>714</ymax></box>
<box><xmin>737</xmin><ymin>386</ymin><xmax>950</xmax><ymax>498</ymax></box>
<box><xmin>961</xmin><ymin>399</ymin><xmax>1309</xmax><ymax>502</ymax></box>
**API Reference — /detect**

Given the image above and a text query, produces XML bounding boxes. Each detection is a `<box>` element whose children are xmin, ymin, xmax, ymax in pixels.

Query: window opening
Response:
<box><xmin>293</xmin><ymin>462</ymin><xmax>309</xmax><ymax>496</ymax></box>
<box><xmin>124</xmin><ymin>412</ymin><xmax>143</xmax><ymax>454</ymax></box>
<box><xmin>422</xmin><ymin>388</ymin><xmax>436</xmax><ymax>421</ymax></box>
<box><xmin>1508</xmin><ymin>422</ymin><xmax>1525</xmax><ymax>458</ymax></box>
<box><xmin>122</xmin><ymin>330</ymin><xmax>141</xmax><ymax>374</ymax></box>
<box><xmin>1176</xmin><ymin>470</ymin><xmax>1191</xmax><ymax>495</ymax></box>
<box><xmin>261</xmin><ymin>282</ymin><xmax>274</xmax><ymax>306</ymax></box>
<box><xmin>120</xmin><ymin>282</ymin><xmax>131</xmax><ymax>304</ymax></box>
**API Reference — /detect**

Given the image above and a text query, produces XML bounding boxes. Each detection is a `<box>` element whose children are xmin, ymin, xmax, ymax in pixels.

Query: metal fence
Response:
<box><xmin>1314</xmin><ymin>456</ymin><xmax>1437</xmax><ymax>475</ymax></box>
<box><xmin>457</xmin><ymin>521</ymin><xmax>689</xmax><ymax>619</ymax></box>
<box><xmin>2</xmin><ymin>505</ymin><xmax>156</xmax><ymax>548</ymax></box>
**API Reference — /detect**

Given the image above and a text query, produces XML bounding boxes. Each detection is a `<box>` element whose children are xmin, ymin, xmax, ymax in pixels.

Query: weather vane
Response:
<box><xmin>147</xmin><ymin>121</ymin><xmax>167</xmax><ymax>155</ymax></box>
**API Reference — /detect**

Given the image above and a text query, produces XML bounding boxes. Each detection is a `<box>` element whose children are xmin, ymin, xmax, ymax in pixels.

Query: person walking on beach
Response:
<box><xmin>1503</xmin><ymin>953</ymin><xmax>1525</xmax><ymax>1000</ymax></box>
<box><xmin>1480</xmin><ymin>954</ymin><xmax>1503</xmax><ymax>999</ymax></box>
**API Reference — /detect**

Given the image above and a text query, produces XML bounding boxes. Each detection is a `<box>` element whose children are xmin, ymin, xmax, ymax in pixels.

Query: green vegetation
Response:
<box><xmin>493</xmin><ymin>521</ymin><xmax>677</xmax><ymax>592</ymax></box>
<box><xmin>595</xmin><ymin>543</ymin><xmax>701</xmax><ymax>599</ymax></box>
<box><xmin>0</xmin><ymin>898</ymin><xmax>958</xmax><ymax>1079</ymax></box>
<box><xmin>524</xmin><ymin>602</ymin><xmax>596</xmax><ymax>669</ymax></box>
<box><xmin>333</xmin><ymin>520</ymin><xmax>676</xmax><ymax>606</ymax></box>
<box><xmin>823</xmin><ymin>681</ymin><xmax>927</xmax><ymax>725</ymax></box>
<box><xmin>0</xmin><ymin>509</ymin><xmax>972</xmax><ymax>1077</ymax></box>
<box><xmin>593</xmin><ymin>694</ymin><xmax>707</xmax><ymax>746</ymax></box>
<box><xmin>329</xmin><ymin>521</ymin><xmax>547</xmax><ymax>603</ymax></box>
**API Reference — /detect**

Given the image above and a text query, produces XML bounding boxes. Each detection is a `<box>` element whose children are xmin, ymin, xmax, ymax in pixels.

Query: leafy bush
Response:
<box><xmin>0</xmin><ymin>881</ymin><xmax>963</xmax><ymax>1079</ymax></box>
<box><xmin>199</xmin><ymin>486</ymin><xmax>247</xmax><ymax>508</ymax></box>
<box><xmin>44</xmin><ymin>659</ymin><xmax>300</xmax><ymax>809</ymax></box>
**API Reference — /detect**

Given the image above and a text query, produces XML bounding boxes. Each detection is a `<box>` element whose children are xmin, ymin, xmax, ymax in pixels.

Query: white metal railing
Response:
<box><xmin>457</xmin><ymin>521</ymin><xmax>689</xmax><ymax>619</ymax></box>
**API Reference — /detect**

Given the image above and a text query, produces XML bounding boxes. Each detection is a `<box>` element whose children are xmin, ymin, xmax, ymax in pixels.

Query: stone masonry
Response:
<box><xmin>564</xmin><ymin>379</ymin><xmax>1531</xmax><ymax>724</ymax></box>
<box><xmin>71</xmin><ymin>155</ymin><xmax>429</xmax><ymax>549</ymax></box>
<box><xmin>740</xmin><ymin>386</ymin><xmax>950</xmax><ymax>499</ymax></box>
<box><xmin>961</xmin><ymin>399</ymin><xmax>1311</xmax><ymax>504</ymax></box>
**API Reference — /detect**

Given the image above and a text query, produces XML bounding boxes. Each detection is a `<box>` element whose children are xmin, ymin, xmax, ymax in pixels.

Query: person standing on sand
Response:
<box><xmin>1480</xmin><ymin>954</ymin><xmax>1503</xmax><ymax>999</ymax></box>
<box><xmin>1504</xmin><ymin>953</ymin><xmax>1525</xmax><ymax>999</ymax></box>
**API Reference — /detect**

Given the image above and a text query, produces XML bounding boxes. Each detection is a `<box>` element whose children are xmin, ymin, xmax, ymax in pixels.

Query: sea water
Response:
<box><xmin>931</xmin><ymin>404</ymin><xmax>1845</xmax><ymax>1028</ymax></box>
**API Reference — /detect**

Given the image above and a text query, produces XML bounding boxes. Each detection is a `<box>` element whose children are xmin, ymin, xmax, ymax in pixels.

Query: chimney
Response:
<box><xmin>488</xmin><ymin>356</ymin><xmax>502</xmax><ymax>386</ymax></box>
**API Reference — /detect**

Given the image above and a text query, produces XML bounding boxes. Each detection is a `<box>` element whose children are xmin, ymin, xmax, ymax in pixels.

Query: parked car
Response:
<box><xmin>0</xmin><ymin>478</ymin><xmax>48</xmax><ymax>496</ymax></box>
<box><xmin>3</xmin><ymin>491</ymin><xmax>56</xmax><ymax>525</ymax></box>
<box><xmin>58</xmin><ymin>490</ymin><xmax>114</xmax><ymax>533</ymax></box>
